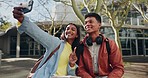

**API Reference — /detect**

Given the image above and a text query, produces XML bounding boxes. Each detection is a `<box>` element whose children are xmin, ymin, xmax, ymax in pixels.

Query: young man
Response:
<box><xmin>76</xmin><ymin>13</ymin><xmax>124</xmax><ymax>78</ymax></box>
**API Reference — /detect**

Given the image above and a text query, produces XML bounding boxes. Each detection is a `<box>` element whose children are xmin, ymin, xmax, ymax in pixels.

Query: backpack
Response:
<box><xmin>76</xmin><ymin>38</ymin><xmax>110</xmax><ymax>64</ymax></box>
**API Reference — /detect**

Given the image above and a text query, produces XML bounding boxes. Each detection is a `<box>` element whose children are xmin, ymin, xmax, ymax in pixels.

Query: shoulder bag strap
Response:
<box><xmin>31</xmin><ymin>44</ymin><xmax>60</xmax><ymax>73</ymax></box>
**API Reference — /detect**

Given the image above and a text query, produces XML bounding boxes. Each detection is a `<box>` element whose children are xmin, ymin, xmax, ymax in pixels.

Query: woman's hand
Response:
<box><xmin>12</xmin><ymin>7</ymin><xmax>24</xmax><ymax>23</ymax></box>
<box><xmin>69</xmin><ymin>47</ymin><xmax>77</xmax><ymax>67</ymax></box>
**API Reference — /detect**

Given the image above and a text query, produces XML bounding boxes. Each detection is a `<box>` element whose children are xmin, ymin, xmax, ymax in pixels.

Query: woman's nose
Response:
<box><xmin>67</xmin><ymin>29</ymin><xmax>72</xmax><ymax>32</ymax></box>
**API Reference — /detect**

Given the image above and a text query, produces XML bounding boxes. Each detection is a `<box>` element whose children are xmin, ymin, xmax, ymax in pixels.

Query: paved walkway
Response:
<box><xmin>0</xmin><ymin>58</ymin><xmax>37</xmax><ymax>78</ymax></box>
<box><xmin>122</xmin><ymin>56</ymin><xmax>148</xmax><ymax>78</ymax></box>
<box><xmin>0</xmin><ymin>56</ymin><xmax>148</xmax><ymax>78</ymax></box>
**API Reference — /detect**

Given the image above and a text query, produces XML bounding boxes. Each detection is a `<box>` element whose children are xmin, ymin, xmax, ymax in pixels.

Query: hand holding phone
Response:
<box><xmin>19</xmin><ymin>0</ymin><xmax>34</xmax><ymax>14</ymax></box>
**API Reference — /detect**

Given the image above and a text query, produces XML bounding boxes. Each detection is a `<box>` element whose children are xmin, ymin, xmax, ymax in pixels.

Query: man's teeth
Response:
<box><xmin>86</xmin><ymin>28</ymin><xmax>91</xmax><ymax>30</ymax></box>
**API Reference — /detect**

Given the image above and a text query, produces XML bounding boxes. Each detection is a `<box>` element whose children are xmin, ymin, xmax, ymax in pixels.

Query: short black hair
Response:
<box><xmin>85</xmin><ymin>13</ymin><xmax>101</xmax><ymax>23</ymax></box>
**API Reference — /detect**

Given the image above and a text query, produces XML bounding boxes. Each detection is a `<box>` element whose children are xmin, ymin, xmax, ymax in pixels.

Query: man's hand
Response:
<box><xmin>12</xmin><ymin>7</ymin><xmax>24</xmax><ymax>23</ymax></box>
<box><xmin>69</xmin><ymin>47</ymin><xmax>77</xmax><ymax>67</ymax></box>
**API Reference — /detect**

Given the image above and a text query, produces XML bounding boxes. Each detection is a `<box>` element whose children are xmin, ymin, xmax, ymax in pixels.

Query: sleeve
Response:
<box><xmin>108</xmin><ymin>40</ymin><xmax>124</xmax><ymax>78</ymax></box>
<box><xmin>67</xmin><ymin>63</ymin><xmax>78</xmax><ymax>76</ymax></box>
<box><xmin>17</xmin><ymin>16</ymin><xmax>61</xmax><ymax>51</ymax></box>
<box><xmin>77</xmin><ymin>55</ymin><xmax>92</xmax><ymax>78</ymax></box>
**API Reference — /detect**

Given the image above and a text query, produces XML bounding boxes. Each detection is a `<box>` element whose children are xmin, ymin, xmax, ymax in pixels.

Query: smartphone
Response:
<box><xmin>19</xmin><ymin>0</ymin><xmax>34</xmax><ymax>14</ymax></box>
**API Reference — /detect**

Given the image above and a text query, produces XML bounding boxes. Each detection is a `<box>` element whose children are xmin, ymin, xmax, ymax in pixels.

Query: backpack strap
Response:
<box><xmin>106</xmin><ymin>38</ymin><xmax>111</xmax><ymax>55</ymax></box>
<box><xmin>105</xmin><ymin>38</ymin><xmax>111</xmax><ymax>64</ymax></box>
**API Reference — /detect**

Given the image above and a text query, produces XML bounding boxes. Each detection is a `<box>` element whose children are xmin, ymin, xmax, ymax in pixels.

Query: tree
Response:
<box><xmin>132</xmin><ymin>0</ymin><xmax>148</xmax><ymax>23</ymax></box>
<box><xmin>0</xmin><ymin>0</ymin><xmax>19</xmax><ymax>32</ymax></box>
<box><xmin>0</xmin><ymin>17</ymin><xmax>11</xmax><ymax>31</ymax></box>
<box><xmin>34</xmin><ymin>0</ymin><xmax>70</xmax><ymax>36</ymax></box>
<box><xmin>100</xmin><ymin>0</ymin><xmax>132</xmax><ymax>51</ymax></box>
<box><xmin>1</xmin><ymin>0</ymin><xmax>68</xmax><ymax>36</ymax></box>
<box><xmin>59</xmin><ymin>0</ymin><xmax>132</xmax><ymax>51</ymax></box>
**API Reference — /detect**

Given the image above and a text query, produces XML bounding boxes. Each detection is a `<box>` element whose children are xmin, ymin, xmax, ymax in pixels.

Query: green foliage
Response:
<box><xmin>79</xmin><ymin>2</ymin><xmax>85</xmax><ymax>10</ymax></box>
<box><xmin>0</xmin><ymin>20</ymin><xmax>11</xmax><ymax>31</ymax></box>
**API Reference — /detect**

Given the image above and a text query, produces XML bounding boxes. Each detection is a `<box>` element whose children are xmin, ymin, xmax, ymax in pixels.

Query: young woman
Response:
<box><xmin>12</xmin><ymin>7</ymin><xmax>80</xmax><ymax>78</ymax></box>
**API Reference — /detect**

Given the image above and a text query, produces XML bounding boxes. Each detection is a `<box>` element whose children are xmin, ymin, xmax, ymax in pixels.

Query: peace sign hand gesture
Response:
<box><xmin>69</xmin><ymin>47</ymin><xmax>77</xmax><ymax>67</ymax></box>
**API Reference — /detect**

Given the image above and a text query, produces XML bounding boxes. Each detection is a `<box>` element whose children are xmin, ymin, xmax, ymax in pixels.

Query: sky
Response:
<box><xmin>0</xmin><ymin>0</ymin><xmax>56</xmax><ymax>26</ymax></box>
<box><xmin>0</xmin><ymin>0</ymin><xmax>29</xmax><ymax>23</ymax></box>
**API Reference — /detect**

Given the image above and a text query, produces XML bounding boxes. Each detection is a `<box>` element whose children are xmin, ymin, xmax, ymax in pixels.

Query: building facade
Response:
<box><xmin>0</xmin><ymin>1</ymin><xmax>148</xmax><ymax>57</ymax></box>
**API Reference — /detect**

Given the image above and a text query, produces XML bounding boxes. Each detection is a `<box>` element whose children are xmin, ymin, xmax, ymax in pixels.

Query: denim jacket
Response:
<box><xmin>18</xmin><ymin>16</ymin><xmax>78</xmax><ymax>78</ymax></box>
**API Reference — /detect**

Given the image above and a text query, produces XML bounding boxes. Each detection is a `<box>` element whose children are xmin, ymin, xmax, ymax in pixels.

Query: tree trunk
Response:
<box><xmin>112</xmin><ymin>27</ymin><xmax>122</xmax><ymax>53</ymax></box>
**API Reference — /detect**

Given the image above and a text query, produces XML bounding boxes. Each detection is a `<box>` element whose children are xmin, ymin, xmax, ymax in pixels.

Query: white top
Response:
<box><xmin>88</xmin><ymin>42</ymin><xmax>100</xmax><ymax>73</ymax></box>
